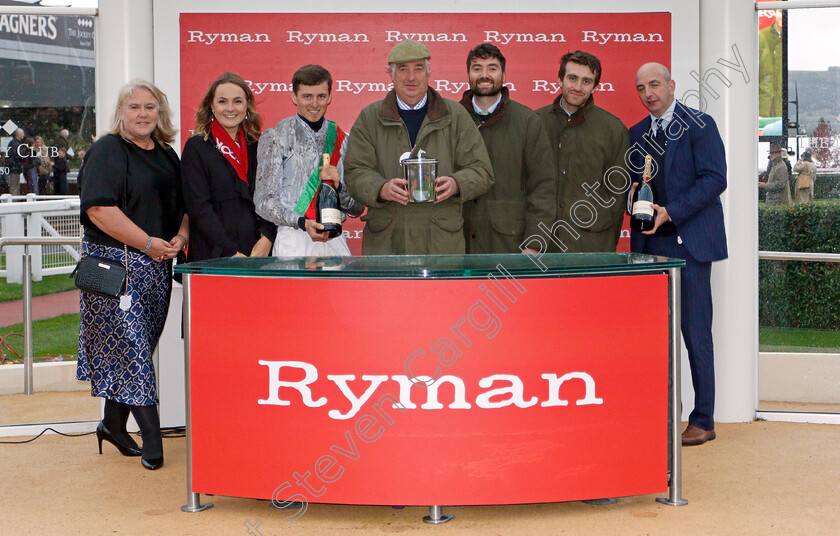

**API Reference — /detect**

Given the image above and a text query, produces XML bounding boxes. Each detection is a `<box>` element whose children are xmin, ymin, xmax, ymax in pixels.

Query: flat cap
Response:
<box><xmin>388</xmin><ymin>39</ymin><xmax>431</xmax><ymax>64</ymax></box>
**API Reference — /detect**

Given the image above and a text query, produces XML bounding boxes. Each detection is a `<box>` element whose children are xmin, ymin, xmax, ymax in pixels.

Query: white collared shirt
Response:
<box><xmin>396</xmin><ymin>93</ymin><xmax>428</xmax><ymax>111</ymax></box>
<box><xmin>472</xmin><ymin>93</ymin><xmax>502</xmax><ymax>116</ymax></box>
<box><xmin>558</xmin><ymin>99</ymin><xmax>574</xmax><ymax>118</ymax></box>
<box><xmin>650</xmin><ymin>98</ymin><xmax>678</xmax><ymax>135</ymax></box>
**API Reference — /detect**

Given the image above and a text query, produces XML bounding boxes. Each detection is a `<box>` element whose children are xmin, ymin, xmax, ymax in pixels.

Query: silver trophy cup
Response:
<box><xmin>402</xmin><ymin>156</ymin><xmax>438</xmax><ymax>203</ymax></box>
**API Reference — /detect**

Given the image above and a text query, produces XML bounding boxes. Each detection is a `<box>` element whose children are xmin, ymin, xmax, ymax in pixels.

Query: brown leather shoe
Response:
<box><xmin>682</xmin><ymin>425</ymin><xmax>716</xmax><ymax>446</ymax></box>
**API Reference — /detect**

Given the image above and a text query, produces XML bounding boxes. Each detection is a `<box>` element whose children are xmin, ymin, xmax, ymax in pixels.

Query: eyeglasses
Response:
<box><xmin>770</xmin><ymin>150</ymin><xmax>782</xmax><ymax>154</ymax></box>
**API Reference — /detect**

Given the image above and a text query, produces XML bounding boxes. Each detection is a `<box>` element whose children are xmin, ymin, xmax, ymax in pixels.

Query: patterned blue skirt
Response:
<box><xmin>76</xmin><ymin>241</ymin><xmax>172</xmax><ymax>406</ymax></box>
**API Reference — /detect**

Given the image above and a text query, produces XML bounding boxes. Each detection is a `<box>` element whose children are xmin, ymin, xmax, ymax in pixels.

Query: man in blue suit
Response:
<box><xmin>629</xmin><ymin>63</ymin><xmax>728</xmax><ymax>446</ymax></box>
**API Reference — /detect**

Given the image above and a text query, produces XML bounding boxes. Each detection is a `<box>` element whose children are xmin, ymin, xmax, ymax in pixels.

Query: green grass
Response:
<box><xmin>0</xmin><ymin>313</ymin><xmax>79</xmax><ymax>363</ymax></box>
<box><xmin>759</xmin><ymin>326</ymin><xmax>840</xmax><ymax>353</ymax></box>
<box><xmin>0</xmin><ymin>274</ymin><xmax>78</xmax><ymax>303</ymax></box>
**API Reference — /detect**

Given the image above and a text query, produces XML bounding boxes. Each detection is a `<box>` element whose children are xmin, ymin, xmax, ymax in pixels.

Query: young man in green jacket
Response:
<box><xmin>459</xmin><ymin>43</ymin><xmax>556</xmax><ymax>255</ymax></box>
<box><xmin>345</xmin><ymin>39</ymin><xmax>494</xmax><ymax>255</ymax></box>
<box><xmin>537</xmin><ymin>50</ymin><xmax>630</xmax><ymax>253</ymax></box>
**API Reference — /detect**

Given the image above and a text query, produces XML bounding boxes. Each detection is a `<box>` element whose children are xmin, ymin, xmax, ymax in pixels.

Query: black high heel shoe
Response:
<box><xmin>141</xmin><ymin>456</ymin><xmax>164</xmax><ymax>470</ymax></box>
<box><xmin>96</xmin><ymin>422</ymin><xmax>141</xmax><ymax>457</ymax></box>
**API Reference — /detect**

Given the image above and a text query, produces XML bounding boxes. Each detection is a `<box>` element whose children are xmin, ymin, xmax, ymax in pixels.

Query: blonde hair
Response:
<box><xmin>109</xmin><ymin>79</ymin><xmax>177</xmax><ymax>145</ymax></box>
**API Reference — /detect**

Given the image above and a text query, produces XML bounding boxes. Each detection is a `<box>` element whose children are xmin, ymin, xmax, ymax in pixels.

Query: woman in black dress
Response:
<box><xmin>77</xmin><ymin>79</ymin><xmax>189</xmax><ymax>471</ymax></box>
<box><xmin>181</xmin><ymin>72</ymin><xmax>275</xmax><ymax>261</ymax></box>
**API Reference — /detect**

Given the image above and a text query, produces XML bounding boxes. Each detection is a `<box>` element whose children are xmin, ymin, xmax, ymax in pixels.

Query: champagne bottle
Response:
<box><xmin>630</xmin><ymin>154</ymin><xmax>656</xmax><ymax>232</ymax></box>
<box><xmin>316</xmin><ymin>153</ymin><xmax>342</xmax><ymax>238</ymax></box>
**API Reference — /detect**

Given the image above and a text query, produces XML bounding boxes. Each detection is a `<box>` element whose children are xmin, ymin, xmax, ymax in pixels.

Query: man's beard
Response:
<box><xmin>471</xmin><ymin>79</ymin><xmax>502</xmax><ymax>97</ymax></box>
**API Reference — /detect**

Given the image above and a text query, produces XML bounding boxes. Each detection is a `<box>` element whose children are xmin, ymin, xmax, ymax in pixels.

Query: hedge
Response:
<box><xmin>758</xmin><ymin>172</ymin><xmax>840</xmax><ymax>203</ymax></box>
<box><xmin>759</xmin><ymin>200</ymin><xmax>840</xmax><ymax>329</ymax></box>
<box><xmin>814</xmin><ymin>173</ymin><xmax>840</xmax><ymax>200</ymax></box>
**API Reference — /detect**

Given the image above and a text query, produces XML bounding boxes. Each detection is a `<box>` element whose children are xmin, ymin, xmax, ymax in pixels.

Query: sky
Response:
<box><xmin>788</xmin><ymin>6</ymin><xmax>840</xmax><ymax>71</ymax></box>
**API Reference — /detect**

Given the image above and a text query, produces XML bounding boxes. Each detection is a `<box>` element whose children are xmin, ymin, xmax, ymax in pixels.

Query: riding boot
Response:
<box><xmin>130</xmin><ymin>404</ymin><xmax>164</xmax><ymax>470</ymax></box>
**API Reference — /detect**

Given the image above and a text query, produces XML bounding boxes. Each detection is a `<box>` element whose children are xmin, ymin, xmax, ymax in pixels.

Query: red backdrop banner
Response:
<box><xmin>180</xmin><ymin>12</ymin><xmax>672</xmax><ymax>253</ymax></box>
<box><xmin>189</xmin><ymin>272</ymin><xmax>669</xmax><ymax>506</ymax></box>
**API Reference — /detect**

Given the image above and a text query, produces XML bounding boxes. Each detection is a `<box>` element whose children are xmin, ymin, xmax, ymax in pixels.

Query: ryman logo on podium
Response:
<box><xmin>257</xmin><ymin>361</ymin><xmax>604</xmax><ymax>421</ymax></box>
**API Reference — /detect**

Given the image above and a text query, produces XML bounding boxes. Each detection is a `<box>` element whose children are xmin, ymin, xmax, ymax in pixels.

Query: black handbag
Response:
<box><xmin>72</xmin><ymin>147</ymin><xmax>131</xmax><ymax>300</ymax></box>
<box><xmin>71</xmin><ymin>248</ymin><xmax>127</xmax><ymax>299</ymax></box>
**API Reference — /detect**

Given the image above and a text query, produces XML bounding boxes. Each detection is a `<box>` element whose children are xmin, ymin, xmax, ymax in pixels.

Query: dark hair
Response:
<box><xmin>558</xmin><ymin>50</ymin><xmax>602</xmax><ymax>87</ymax></box>
<box><xmin>292</xmin><ymin>64</ymin><xmax>333</xmax><ymax>94</ymax></box>
<box><xmin>194</xmin><ymin>72</ymin><xmax>262</xmax><ymax>141</ymax></box>
<box><xmin>466</xmin><ymin>43</ymin><xmax>506</xmax><ymax>72</ymax></box>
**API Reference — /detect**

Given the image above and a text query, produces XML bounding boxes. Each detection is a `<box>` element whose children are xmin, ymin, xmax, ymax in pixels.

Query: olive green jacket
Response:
<box><xmin>537</xmin><ymin>95</ymin><xmax>630</xmax><ymax>253</ymax></box>
<box><xmin>345</xmin><ymin>88</ymin><xmax>494</xmax><ymax>255</ymax></box>
<box><xmin>759</xmin><ymin>24</ymin><xmax>782</xmax><ymax>118</ymax></box>
<box><xmin>459</xmin><ymin>88</ymin><xmax>557</xmax><ymax>254</ymax></box>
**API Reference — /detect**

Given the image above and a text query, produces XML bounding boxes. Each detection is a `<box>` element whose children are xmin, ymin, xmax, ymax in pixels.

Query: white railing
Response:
<box><xmin>0</xmin><ymin>194</ymin><xmax>81</xmax><ymax>283</ymax></box>
<box><xmin>0</xmin><ymin>237</ymin><xmax>81</xmax><ymax>395</ymax></box>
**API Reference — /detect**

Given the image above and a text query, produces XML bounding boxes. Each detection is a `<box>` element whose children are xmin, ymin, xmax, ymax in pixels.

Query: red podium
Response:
<box><xmin>176</xmin><ymin>253</ymin><xmax>687</xmax><ymax>522</ymax></box>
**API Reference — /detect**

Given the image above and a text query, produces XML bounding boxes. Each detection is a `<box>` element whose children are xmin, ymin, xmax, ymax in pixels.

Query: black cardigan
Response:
<box><xmin>180</xmin><ymin>135</ymin><xmax>276</xmax><ymax>262</ymax></box>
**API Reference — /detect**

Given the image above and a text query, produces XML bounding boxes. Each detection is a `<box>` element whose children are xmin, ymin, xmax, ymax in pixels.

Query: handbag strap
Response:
<box><xmin>78</xmin><ymin>225</ymin><xmax>129</xmax><ymax>276</ymax></box>
<box><xmin>79</xmin><ymin>136</ymin><xmax>132</xmax><ymax>276</ymax></box>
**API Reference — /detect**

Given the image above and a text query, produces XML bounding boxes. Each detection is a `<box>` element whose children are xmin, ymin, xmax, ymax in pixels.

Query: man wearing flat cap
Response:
<box><xmin>759</xmin><ymin>143</ymin><xmax>791</xmax><ymax>206</ymax></box>
<box><xmin>345</xmin><ymin>39</ymin><xmax>494</xmax><ymax>254</ymax></box>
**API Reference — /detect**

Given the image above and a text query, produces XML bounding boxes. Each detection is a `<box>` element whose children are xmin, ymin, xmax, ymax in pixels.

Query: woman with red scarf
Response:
<box><xmin>181</xmin><ymin>72</ymin><xmax>276</xmax><ymax>261</ymax></box>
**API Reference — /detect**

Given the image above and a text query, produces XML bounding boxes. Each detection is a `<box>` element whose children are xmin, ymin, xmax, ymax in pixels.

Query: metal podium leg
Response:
<box><xmin>657</xmin><ymin>267</ymin><xmax>688</xmax><ymax>507</ymax></box>
<box><xmin>23</xmin><ymin>254</ymin><xmax>34</xmax><ymax>395</ymax></box>
<box><xmin>423</xmin><ymin>505</ymin><xmax>453</xmax><ymax>524</ymax></box>
<box><xmin>180</xmin><ymin>275</ymin><xmax>213</xmax><ymax>513</ymax></box>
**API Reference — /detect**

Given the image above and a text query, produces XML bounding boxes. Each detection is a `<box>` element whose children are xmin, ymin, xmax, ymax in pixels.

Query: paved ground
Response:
<box><xmin>0</xmin><ymin>289</ymin><xmax>79</xmax><ymax>327</ymax></box>
<box><xmin>2</xmin><ymin>420</ymin><xmax>839</xmax><ymax>535</ymax></box>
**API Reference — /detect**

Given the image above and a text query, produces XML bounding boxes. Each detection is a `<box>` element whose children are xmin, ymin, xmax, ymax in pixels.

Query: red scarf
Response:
<box><xmin>211</xmin><ymin>119</ymin><xmax>249</xmax><ymax>184</ymax></box>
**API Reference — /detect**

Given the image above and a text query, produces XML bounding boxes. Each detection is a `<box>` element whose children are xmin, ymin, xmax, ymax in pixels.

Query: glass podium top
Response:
<box><xmin>175</xmin><ymin>253</ymin><xmax>684</xmax><ymax>279</ymax></box>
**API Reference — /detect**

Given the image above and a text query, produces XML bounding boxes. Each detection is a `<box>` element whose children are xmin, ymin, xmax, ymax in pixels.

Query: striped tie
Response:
<box><xmin>652</xmin><ymin>118</ymin><xmax>666</xmax><ymax>146</ymax></box>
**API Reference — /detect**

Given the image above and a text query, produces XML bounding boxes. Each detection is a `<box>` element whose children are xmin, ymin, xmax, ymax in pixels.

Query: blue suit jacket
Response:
<box><xmin>628</xmin><ymin>101</ymin><xmax>728</xmax><ymax>262</ymax></box>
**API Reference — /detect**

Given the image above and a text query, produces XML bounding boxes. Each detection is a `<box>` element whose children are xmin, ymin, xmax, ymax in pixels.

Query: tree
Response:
<box><xmin>809</xmin><ymin>118</ymin><xmax>840</xmax><ymax>168</ymax></box>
